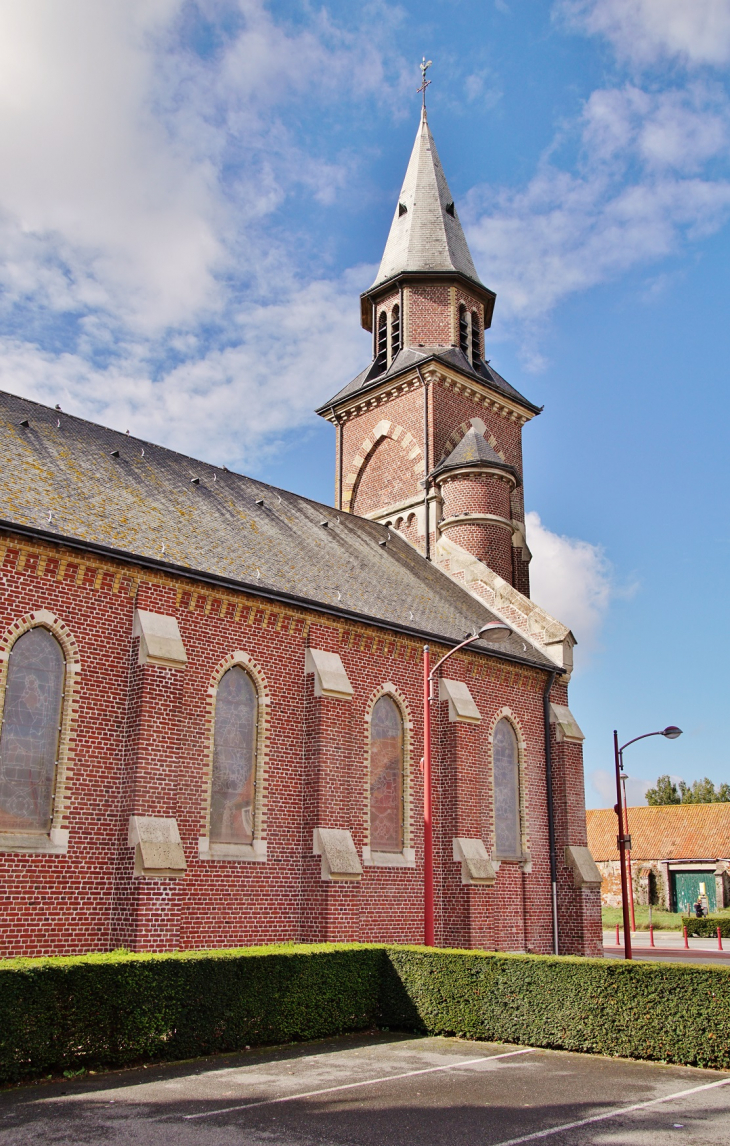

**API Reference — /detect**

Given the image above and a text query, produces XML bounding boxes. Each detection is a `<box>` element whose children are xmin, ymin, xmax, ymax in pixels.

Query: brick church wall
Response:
<box><xmin>0</xmin><ymin>528</ymin><xmax>593</xmax><ymax>957</ymax></box>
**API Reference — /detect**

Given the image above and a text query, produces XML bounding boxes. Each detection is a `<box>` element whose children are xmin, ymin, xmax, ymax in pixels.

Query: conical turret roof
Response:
<box><xmin>431</xmin><ymin>427</ymin><xmax>518</xmax><ymax>480</ymax></box>
<box><xmin>371</xmin><ymin>109</ymin><xmax>481</xmax><ymax>289</ymax></box>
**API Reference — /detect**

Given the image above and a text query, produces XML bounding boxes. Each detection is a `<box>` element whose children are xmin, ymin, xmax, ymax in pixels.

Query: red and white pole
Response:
<box><xmin>423</xmin><ymin>645</ymin><xmax>434</xmax><ymax>947</ymax></box>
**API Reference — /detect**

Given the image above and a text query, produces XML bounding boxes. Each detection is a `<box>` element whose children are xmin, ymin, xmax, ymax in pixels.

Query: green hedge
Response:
<box><xmin>683</xmin><ymin>914</ymin><xmax>730</xmax><ymax>938</ymax></box>
<box><xmin>2</xmin><ymin>943</ymin><xmax>730</xmax><ymax>1084</ymax></box>
<box><xmin>0</xmin><ymin>944</ymin><xmax>381</xmax><ymax>1084</ymax></box>
<box><xmin>381</xmin><ymin>947</ymin><xmax>730</xmax><ymax>1070</ymax></box>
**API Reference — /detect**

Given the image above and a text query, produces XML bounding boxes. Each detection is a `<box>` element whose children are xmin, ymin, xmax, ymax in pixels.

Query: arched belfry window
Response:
<box><xmin>0</xmin><ymin>628</ymin><xmax>65</xmax><ymax>834</ymax></box>
<box><xmin>211</xmin><ymin>665</ymin><xmax>257</xmax><ymax>845</ymax></box>
<box><xmin>458</xmin><ymin>304</ymin><xmax>469</xmax><ymax>355</ymax></box>
<box><xmin>370</xmin><ymin>695</ymin><xmax>404</xmax><ymax>853</ymax></box>
<box><xmin>493</xmin><ymin>717</ymin><xmax>522</xmax><ymax>859</ymax></box>
<box><xmin>376</xmin><ymin>311</ymin><xmax>388</xmax><ymax>372</ymax></box>
<box><xmin>471</xmin><ymin>311</ymin><xmax>481</xmax><ymax>364</ymax></box>
<box><xmin>390</xmin><ymin>304</ymin><xmax>401</xmax><ymax>359</ymax></box>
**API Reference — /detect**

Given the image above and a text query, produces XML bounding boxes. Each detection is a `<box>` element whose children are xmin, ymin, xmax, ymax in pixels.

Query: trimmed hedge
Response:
<box><xmin>2</xmin><ymin>943</ymin><xmax>730</xmax><ymax>1083</ymax></box>
<box><xmin>381</xmin><ymin>947</ymin><xmax>730</xmax><ymax>1070</ymax></box>
<box><xmin>683</xmin><ymin>914</ymin><xmax>730</xmax><ymax>938</ymax></box>
<box><xmin>0</xmin><ymin>944</ymin><xmax>381</xmax><ymax>1084</ymax></box>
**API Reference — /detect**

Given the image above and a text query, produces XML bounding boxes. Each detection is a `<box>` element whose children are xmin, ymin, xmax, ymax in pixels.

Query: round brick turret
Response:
<box><xmin>432</xmin><ymin>427</ymin><xmax>518</xmax><ymax>583</ymax></box>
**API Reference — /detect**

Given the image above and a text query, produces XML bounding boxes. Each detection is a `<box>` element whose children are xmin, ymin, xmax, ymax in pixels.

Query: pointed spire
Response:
<box><xmin>371</xmin><ymin>110</ymin><xmax>481</xmax><ymax>289</ymax></box>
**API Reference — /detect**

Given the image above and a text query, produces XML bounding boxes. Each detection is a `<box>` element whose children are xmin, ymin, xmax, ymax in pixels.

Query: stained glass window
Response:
<box><xmin>0</xmin><ymin>628</ymin><xmax>65</xmax><ymax>833</ymax></box>
<box><xmin>370</xmin><ymin>695</ymin><xmax>404</xmax><ymax>853</ymax></box>
<box><xmin>493</xmin><ymin>718</ymin><xmax>521</xmax><ymax>858</ymax></box>
<box><xmin>211</xmin><ymin>666</ymin><xmax>257</xmax><ymax>844</ymax></box>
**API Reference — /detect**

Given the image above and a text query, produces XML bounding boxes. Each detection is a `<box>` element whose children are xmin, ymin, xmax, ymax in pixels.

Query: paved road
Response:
<box><xmin>2</xmin><ymin>1032</ymin><xmax>729</xmax><ymax>1146</ymax></box>
<box><xmin>603</xmin><ymin>930</ymin><xmax>730</xmax><ymax>966</ymax></box>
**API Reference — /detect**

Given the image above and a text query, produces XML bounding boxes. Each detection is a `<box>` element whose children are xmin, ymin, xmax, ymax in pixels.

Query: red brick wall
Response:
<box><xmin>0</xmin><ymin>530</ymin><xmax>597</xmax><ymax>958</ymax></box>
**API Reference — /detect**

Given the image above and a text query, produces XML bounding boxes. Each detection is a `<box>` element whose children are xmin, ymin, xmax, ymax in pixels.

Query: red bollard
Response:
<box><xmin>684</xmin><ymin>926</ymin><xmax>689</xmax><ymax>948</ymax></box>
<box><xmin>649</xmin><ymin>925</ymin><xmax>655</xmax><ymax>947</ymax></box>
<box><xmin>615</xmin><ymin>923</ymin><xmax>620</xmax><ymax>946</ymax></box>
<box><xmin>718</xmin><ymin>928</ymin><xmax>723</xmax><ymax>951</ymax></box>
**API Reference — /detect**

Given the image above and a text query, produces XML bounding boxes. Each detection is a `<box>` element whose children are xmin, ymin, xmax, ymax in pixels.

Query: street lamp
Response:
<box><xmin>423</xmin><ymin>622</ymin><xmax>511</xmax><ymax>946</ymax></box>
<box><xmin>613</xmin><ymin>725</ymin><xmax>682</xmax><ymax>960</ymax></box>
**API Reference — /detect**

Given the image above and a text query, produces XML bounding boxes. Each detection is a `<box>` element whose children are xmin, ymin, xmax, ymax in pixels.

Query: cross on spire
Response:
<box><xmin>417</xmin><ymin>57</ymin><xmax>432</xmax><ymax>110</ymax></box>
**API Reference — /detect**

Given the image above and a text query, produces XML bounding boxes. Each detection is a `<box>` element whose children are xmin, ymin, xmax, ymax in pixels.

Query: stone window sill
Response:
<box><xmin>198</xmin><ymin>837</ymin><xmax>267</xmax><ymax>862</ymax></box>
<box><xmin>362</xmin><ymin>846</ymin><xmax>415</xmax><ymax>868</ymax></box>
<box><xmin>493</xmin><ymin>853</ymin><xmax>532</xmax><ymax>874</ymax></box>
<box><xmin>0</xmin><ymin>829</ymin><xmax>69</xmax><ymax>855</ymax></box>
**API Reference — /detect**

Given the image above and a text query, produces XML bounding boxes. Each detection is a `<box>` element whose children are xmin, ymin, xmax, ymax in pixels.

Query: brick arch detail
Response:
<box><xmin>362</xmin><ymin>682</ymin><xmax>414</xmax><ymax>851</ymax></box>
<box><xmin>437</xmin><ymin>416</ymin><xmax>506</xmax><ymax>465</ymax></box>
<box><xmin>201</xmin><ymin>650</ymin><xmax>271</xmax><ymax>848</ymax></box>
<box><xmin>0</xmin><ymin>609</ymin><xmax>82</xmax><ymax>837</ymax></box>
<box><xmin>344</xmin><ymin>419</ymin><xmax>425</xmax><ymax>512</ymax></box>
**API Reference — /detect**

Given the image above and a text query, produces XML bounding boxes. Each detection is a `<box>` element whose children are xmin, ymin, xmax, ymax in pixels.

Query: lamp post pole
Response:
<box><xmin>620</xmin><ymin>767</ymin><xmax>636</xmax><ymax>933</ymax></box>
<box><xmin>423</xmin><ymin>644</ymin><xmax>434</xmax><ymax>947</ymax></box>
<box><xmin>422</xmin><ymin>622</ymin><xmax>511</xmax><ymax>947</ymax></box>
<box><xmin>613</xmin><ymin>726</ymin><xmax>682</xmax><ymax>961</ymax></box>
<box><xmin>613</xmin><ymin>731</ymin><xmax>633</xmax><ymax>960</ymax></box>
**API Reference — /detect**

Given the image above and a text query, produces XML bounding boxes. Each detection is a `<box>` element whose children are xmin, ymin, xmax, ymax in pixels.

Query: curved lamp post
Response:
<box><xmin>614</xmin><ymin>725</ymin><xmax>682</xmax><ymax>960</ymax></box>
<box><xmin>423</xmin><ymin>622</ymin><xmax>511</xmax><ymax>946</ymax></box>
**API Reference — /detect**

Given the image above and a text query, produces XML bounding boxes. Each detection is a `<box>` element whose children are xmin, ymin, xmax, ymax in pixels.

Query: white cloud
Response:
<box><xmin>525</xmin><ymin>511</ymin><xmax>615</xmax><ymax>650</ymax></box>
<box><xmin>466</xmin><ymin>83</ymin><xmax>730</xmax><ymax>342</ymax></box>
<box><xmin>0</xmin><ymin>1</ymin><xmax>410</xmax><ymax>464</ymax></box>
<box><xmin>0</xmin><ymin>266</ymin><xmax>371</xmax><ymax>468</ymax></box>
<box><xmin>590</xmin><ymin>769</ymin><xmax>653</xmax><ymax>808</ymax></box>
<box><xmin>557</xmin><ymin>0</ymin><xmax>730</xmax><ymax>67</ymax></box>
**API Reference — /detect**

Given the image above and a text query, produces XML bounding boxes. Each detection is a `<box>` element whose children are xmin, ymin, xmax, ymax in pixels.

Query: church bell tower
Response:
<box><xmin>317</xmin><ymin>104</ymin><xmax>540</xmax><ymax>596</ymax></box>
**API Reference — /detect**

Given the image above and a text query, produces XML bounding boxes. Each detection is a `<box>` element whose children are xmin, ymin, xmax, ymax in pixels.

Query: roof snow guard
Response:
<box><xmin>360</xmin><ymin>110</ymin><xmax>495</xmax><ymax>328</ymax></box>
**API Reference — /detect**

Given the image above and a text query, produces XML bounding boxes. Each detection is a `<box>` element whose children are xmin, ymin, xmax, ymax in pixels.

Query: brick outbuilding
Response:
<box><xmin>587</xmin><ymin>805</ymin><xmax>730</xmax><ymax>912</ymax></box>
<box><xmin>0</xmin><ymin>108</ymin><xmax>602</xmax><ymax>958</ymax></box>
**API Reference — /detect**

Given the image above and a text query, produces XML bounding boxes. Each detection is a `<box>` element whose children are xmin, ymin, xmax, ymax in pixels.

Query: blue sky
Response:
<box><xmin>1</xmin><ymin>1</ymin><xmax>729</xmax><ymax>806</ymax></box>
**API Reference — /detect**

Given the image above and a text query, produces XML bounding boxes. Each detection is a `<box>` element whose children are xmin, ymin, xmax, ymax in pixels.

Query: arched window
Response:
<box><xmin>211</xmin><ymin>665</ymin><xmax>257</xmax><ymax>845</ymax></box>
<box><xmin>376</xmin><ymin>311</ymin><xmax>388</xmax><ymax>372</ymax></box>
<box><xmin>391</xmin><ymin>304</ymin><xmax>401</xmax><ymax>358</ymax></box>
<box><xmin>370</xmin><ymin>695</ymin><xmax>404</xmax><ymax>852</ymax></box>
<box><xmin>471</xmin><ymin>311</ymin><xmax>481</xmax><ymax>364</ymax></box>
<box><xmin>0</xmin><ymin>628</ymin><xmax>65</xmax><ymax>834</ymax></box>
<box><xmin>458</xmin><ymin>304</ymin><xmax>469</xmax><ymax>354</ymax></box>
<box><xmin>493</xmin><ymin>717</ymin><xmax>521</xmax><ymax>859</ymax></box>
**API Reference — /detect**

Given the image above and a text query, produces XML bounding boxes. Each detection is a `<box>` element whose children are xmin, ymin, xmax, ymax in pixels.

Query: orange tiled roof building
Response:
<box><xmin>587</xmin><ymin>805</ymin><xmax>730</xmax><ymax>912</ymax></box>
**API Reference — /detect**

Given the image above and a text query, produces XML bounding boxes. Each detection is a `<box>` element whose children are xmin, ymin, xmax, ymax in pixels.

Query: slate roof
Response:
<box><xmin>431</xmin><ymin>426</ymin><xmax>518</xmax><ymax>481</ymax></box>
<box><xmin>0</xmin><ymin>390</ymin><xmax>555</xmax><ymax>669</ymax></box>
<box><xmin>317</xmin><ymin>345</ymin><xmax>540</xmax><ymax>416</ymax></box>
<box><xmin>587</xmin><ymin>805</ymin><xmax>730</xmax><ymax>862</ymax></box>
<box><xmin>371</xmin><ymin>109</ymin><xmax>481</xmax><ymax>289</ymax></box>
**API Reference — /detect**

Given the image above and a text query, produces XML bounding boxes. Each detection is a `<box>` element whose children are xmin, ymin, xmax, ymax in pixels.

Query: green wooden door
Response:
<box><xmin>672</xmin><ymin>871</ymin><xmax>716</xmax><ymax>914</ymax></box>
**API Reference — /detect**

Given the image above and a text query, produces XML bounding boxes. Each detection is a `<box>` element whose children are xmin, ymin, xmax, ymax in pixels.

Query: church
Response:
<box><xmin>0</xmin><ymin>107</ymin><xmax>602</xmax><ymax>959</ymax></box>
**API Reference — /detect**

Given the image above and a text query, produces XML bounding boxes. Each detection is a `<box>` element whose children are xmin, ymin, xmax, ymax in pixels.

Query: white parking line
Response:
<box><xmin>183</xmin><ymin>1046</ymin><xmax>537</xmax><ymax>1120</ymax></box>
<box><xmin>490</xmin><ymin>1075</ymin><xmax>730</xmax><ymax>1145</ymax></box>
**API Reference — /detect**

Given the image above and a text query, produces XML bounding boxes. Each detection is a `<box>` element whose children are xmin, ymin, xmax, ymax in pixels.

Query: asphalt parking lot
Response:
<box><xmin>2</xmin><ymin>1032</ymin><xmax>729</xmax><ymax>1146</ymax></box>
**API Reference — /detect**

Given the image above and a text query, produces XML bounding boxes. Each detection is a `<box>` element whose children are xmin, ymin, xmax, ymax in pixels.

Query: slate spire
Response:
<box><xmin>371</xmin><ymin>108</ymin><xmax>482</xmax><ymax>289</ymax></box>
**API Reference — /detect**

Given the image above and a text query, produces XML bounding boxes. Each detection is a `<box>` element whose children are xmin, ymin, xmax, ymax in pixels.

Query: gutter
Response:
<box><xmin>0</xmin><ymin>517</ymin><xmax>555</xmax><ymax>673</ymax></box>
<box><xmin>543</xmin><ymin>669</ymin><xmax>559</xmax><ymax>955</ymax></box>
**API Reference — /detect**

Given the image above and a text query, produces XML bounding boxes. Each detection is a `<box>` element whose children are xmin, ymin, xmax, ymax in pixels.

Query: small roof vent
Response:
<box><xmin>111</xmin><ymin>449</ymin><xmax>120</xmax><ymax>458</ymax></box>
<box><xmin>445</xmin><ymin>200</ymin><xmax>455</xmax><ymax>216</ymax></box>
<box><xmin>190</xmin><ymin>477</ymin><xmax>200</xmax><ymax>485</ymax></box>
<box><xmin>398</xmin><ymin>202</ymin><xmax>407</xmax><ymax>216</ymax></box>
<box><xmin>19</xmin><ymin>418</ymin><xmax>29</xmax><ymax>428</ymax></box>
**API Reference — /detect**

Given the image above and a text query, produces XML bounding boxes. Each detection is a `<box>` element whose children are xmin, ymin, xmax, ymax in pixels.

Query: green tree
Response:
<box><xmin>646</xmin><ymin>775</ymin><xmax>730</xmax><ymax>805</ymax></box>
<box><xmin>646</xmin><ymin>775</ymin><xmax>680</xmax><ymax>805</ymax></box>
<box><xmin>679</xmin><ymin>778</ymin><xmax>730</xmax><ymax>804</ymax></box>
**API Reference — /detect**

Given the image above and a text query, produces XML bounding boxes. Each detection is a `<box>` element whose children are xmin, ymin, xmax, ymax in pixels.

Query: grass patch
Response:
<box><xmin>602</xmin><ymin>904</ymin><xmax>730</xmax><ymax>931</ymax></box>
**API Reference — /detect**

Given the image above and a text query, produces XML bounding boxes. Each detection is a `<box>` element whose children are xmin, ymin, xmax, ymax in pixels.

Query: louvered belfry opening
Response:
<box><xmin>471</xmin><ymin>310</ymin><xmax>481</xmax><ymax>364</ymax></box>
<box><xmin>375</xmin><ymin>311</ymin><xmax>388</xmax><ymax>372</ymax></box>
<box><xmin>458</xmin><ymin>304</ymin><xmax>469</xmax><ymax>355</ymax></box>
<box><xmin>390</xmin><ymin>304</ymin><xmax>401</xmax><ymax>359</ymax></box>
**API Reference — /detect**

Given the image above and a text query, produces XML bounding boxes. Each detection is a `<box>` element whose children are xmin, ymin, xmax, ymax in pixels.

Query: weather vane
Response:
<box><xmin>417</xmin><ymin>57</ymin><xmax>432</xmax><ymax>110</ymax></box>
